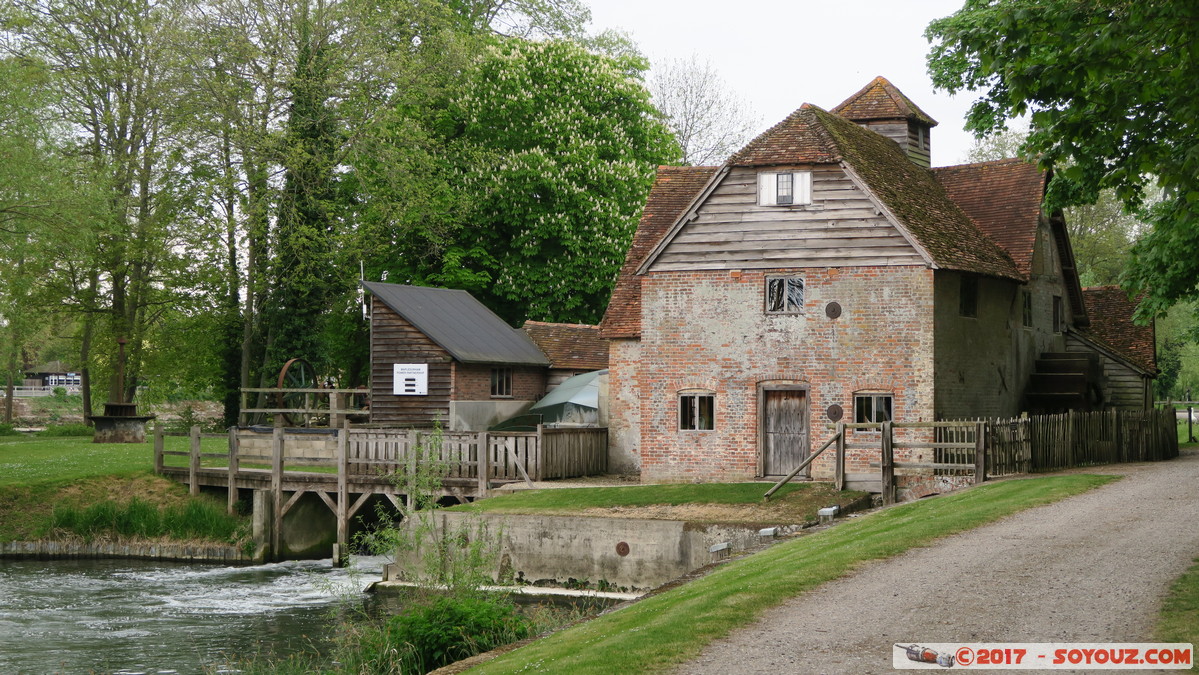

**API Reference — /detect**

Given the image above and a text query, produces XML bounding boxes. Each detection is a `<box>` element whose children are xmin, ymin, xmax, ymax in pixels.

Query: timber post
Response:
<box><xmin>881</xmin><ymin>421</ymin><xmax>894</xmax><ymax>505</ymax></box>
<box><xmin>271</xmin><ymin>424</ymin><xmax>284</xmax><ymax>562</ymax></box>
<box><xmin>476</xmin><ymin>431</ymin><xmax>490</xmax><ymax>498</ymax></box>
<box><xmin>974</xmin><ymin>421</ymin><xmax>987</xmax><ymax>484</ymax></box>
<box><xmin>406</xmin><ymin>429</ymin><xmax>418</xmax><ymax>510</ymax></box>
<box><xmin>227</xmin><ymin>426</ymin><xmax>240</xmax><ymax>514</ymax></box>
<box><xmin>335</xmin><ymin>419</ymin><xmax>349</xmax><ymax>567</ymax></box>
<box><xmin>834</xmin><ymin>422</ymin><xmax>846</xmax><ymax>491</ymax></box>
<box><xmin>188</xmin><ymin>425</ymin><xmax>201</xmax><ymax>496</ymax></box>
<box><xmin>153</xmin><ymin>426</ymin><xmax>164</xmax><ymax>475</ymax></box>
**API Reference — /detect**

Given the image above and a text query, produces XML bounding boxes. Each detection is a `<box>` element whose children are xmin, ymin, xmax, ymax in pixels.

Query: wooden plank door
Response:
<box><xmin>763</xmin><ymin>390</ymin><xmax>809</xmax><ymax>476</ymax></box>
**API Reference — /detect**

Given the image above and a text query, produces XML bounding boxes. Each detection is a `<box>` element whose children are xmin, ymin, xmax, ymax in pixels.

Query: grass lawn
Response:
<box><xmin>0</xmin><ymin>434</ymin><xmax>228</xmax><ymax>486</ymax></box>
<box><xmin>467</xmin><ymin>474</ymin><xmax>1117</xmax><ymax>674</ymax></box>
<box><xmin>450</xmin><ymin>482</ymin><xmax>867</xmax><ymax>526</ymax></box>
<box><xmin>1157</xmin><ymin>558</ymin><xmax>1199</xmax><ymax>673</ymax></box>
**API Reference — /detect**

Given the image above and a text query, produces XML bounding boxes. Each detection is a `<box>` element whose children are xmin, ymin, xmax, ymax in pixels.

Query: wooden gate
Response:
<box><xmin>762</xmin><ymin>389</ymin><xmax>809</xmax><ymax>476</ymax></box>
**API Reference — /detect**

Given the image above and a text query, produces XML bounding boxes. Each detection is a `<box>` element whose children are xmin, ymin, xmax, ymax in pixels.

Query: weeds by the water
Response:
<box><xmin>43</xmin><ymin>496</ymin><xmax>248</xmax><ymax>545</ymax></box>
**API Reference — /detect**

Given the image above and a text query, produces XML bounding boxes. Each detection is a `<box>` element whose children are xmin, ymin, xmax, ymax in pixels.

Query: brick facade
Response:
<box><xmin>635</xmin><ymin>266</ymin><xmax>936</xmax><ymax>483</ymax></box>
<box><xmin>453</xmin><ymin>363</ymin><xmax>546</xmax><ymax>402</ymax></box>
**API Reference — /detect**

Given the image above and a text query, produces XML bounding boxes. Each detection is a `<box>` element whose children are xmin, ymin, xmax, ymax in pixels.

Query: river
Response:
<box><xmin>0</xmin><ymin>555</ymin><xmax>387</xmax><ymax>674</ymax></box>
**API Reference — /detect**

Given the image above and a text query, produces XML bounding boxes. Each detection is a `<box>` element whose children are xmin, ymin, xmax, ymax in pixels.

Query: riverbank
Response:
<box><xmin>0</xmin><ymin>538</ymin><xmax>253</xmax><ymax>563</ymax></box>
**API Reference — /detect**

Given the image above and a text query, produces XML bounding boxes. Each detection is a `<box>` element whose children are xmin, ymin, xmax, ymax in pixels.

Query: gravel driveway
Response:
<box><xmin>680</xmin><ymin>447</ymin><xmax>1199</xmax><ymax>674</ymax></box>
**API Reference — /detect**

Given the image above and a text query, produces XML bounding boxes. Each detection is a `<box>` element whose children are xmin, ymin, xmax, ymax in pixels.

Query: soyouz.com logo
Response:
<box><xmin>893</xmin><ymin>643</ymin><xmax>1194</xmax><ymax>669</ymax></box>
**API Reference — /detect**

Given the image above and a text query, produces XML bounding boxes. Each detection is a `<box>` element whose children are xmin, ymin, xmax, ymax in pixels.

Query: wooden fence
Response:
<box><xmin>817</xmin><ymin>409</ymin><xmax>1178</xmax><ymax>504</ymax></box>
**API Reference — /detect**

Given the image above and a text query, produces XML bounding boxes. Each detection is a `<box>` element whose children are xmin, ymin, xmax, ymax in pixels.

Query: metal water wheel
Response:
<box><xmin>275</xmin><ymin>358</ymin><xmax>327</xmax><ymax>426</ymax></box>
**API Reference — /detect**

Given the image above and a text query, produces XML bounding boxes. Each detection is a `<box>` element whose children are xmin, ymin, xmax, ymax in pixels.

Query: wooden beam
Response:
<box><xmin>280</xmin><ymin>489</ymin><xmax>305</xmax><ymax>517</ymax></box>
<box><xmin>227</xmin><ymin>426</ymin><xmax>240</xmax><ymax>514</ymax></box>
<box><xmin>189</xmin><ymin>425</ymin><xmax>201</xmax><ymax>497</ymax></box>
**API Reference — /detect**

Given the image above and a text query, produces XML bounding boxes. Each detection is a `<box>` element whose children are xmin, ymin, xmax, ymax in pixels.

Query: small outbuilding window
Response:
<box><xmin>1053</xmin><ymin>295</ymin><xmax>1065</xmax><ymax>333</ymax></box>
<box><xmin>1022</xmin><ymin>290</ymin><xmax>1033</xmax><ymax>328</ymax></box>
<box><xmin>766</xmin><ymin>277</ymin><xmax>804</xmax><ymax>314</ymax></box>
<box><xmin>490</xmin><ymin>367</ymin><xmax>512</xmax><ymax>397</ymax></box>
<box><xmin>854</xmin><ymin>393</ymin><xmax>893</xmax><ymax>425</ymax></box>
<box><xmin>758</xmin><ymin>171</ymin><xmax>811</xmax><ymax>206</ymax></box>
<box><xmin>679</xmin><ymin>391</ymin><xmax>715</xmax><ymax>431</ymax></box>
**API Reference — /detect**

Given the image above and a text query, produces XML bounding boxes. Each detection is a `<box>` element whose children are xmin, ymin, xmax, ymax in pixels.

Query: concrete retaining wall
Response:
<box><xmin>388</xmin><ymin>512</ymin><xmax>786</xmax><ymax>591</ymax></box>
<box><xmin>0</xmin><ymin>540</ymin><xmax>256</xmax><ymax>564</ymax></box>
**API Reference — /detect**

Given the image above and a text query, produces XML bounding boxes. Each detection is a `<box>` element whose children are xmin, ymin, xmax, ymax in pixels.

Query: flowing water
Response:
<box><xmin>0</xmin><ymin>556</ymin><xmax>387</xmax><ymax>674</ymax></box>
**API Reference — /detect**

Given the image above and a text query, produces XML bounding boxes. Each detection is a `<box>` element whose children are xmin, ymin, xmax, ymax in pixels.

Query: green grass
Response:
<box><xmin>454</xmin><ymin>482</ymin><xmax>826</xmax><ymax>512</ymax></box>
<box><xmin>45</xmin><ymin>497</ymin><xmax>247</xmax><ymax>544</ymax></box>
<box><xmin>0</xmin><ymin>435</ymin><xmax>226</xmax><ymax>486</ymax></box>
<box><xmin>1157</xmin><ymin>557</ymin><xmax>1199</xmax><ymax>673</ymax></box>
<box><xmin>468</xmin><ymin>474</ymin><xmax>1118</xmax><ymax>674</ymax></box>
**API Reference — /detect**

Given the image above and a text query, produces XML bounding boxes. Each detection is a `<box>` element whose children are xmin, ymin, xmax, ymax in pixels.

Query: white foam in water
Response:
<box><xmin>0</xmin><ymin>557</ymin><xmax>386</xmax><ymax>672</ymax></box>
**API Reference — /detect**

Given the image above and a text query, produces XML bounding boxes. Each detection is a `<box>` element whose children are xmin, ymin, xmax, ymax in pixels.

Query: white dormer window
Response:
<box><xmin>758</xmin><ymin>171</ymin><xmax>811</xmax><ymax>206</ymax></box>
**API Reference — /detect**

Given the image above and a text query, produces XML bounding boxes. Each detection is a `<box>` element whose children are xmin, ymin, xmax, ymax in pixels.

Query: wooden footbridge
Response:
<box><xmin>154</xmin><ymin>424</ymin><xmax>607</xmax><ymax>561</ymax></box>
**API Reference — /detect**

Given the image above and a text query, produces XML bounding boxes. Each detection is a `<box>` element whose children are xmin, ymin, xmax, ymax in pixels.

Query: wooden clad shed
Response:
<box><xmin>363</xmin><ymin>281</ymin><xmax>550</xmax><ymax>430</ymax></box>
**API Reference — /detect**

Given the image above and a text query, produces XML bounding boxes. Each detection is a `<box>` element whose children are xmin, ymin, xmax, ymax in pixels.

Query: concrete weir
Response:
<box><xmin>386</xmin><ymin>512</ymin><xmax>795</xmax><ymax>592</ymax></box>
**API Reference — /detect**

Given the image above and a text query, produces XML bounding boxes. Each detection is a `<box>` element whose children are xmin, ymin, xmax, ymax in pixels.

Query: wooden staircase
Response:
<box><xmin>1025</xmin><ymin>352</ymin><xmax>1103</xmax><ymax>413</ymax></box>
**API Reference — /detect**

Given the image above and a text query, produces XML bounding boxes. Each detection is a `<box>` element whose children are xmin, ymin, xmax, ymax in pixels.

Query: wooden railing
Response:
<box><xmin>239</xmin><ymin>388</ymin><xmax>369</xmax><ymax>427</ymax></box>
<box><xmin>154</xmin><ymin>424</ymin><xmax>609</xmax><ymax>506</ymax></box>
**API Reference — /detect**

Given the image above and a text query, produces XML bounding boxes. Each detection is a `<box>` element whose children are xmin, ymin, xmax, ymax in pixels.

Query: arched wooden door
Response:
<box><xmin>762</xmin><ymin>389</ymin><xmax>809</xmax><ymax>476</ymax></box>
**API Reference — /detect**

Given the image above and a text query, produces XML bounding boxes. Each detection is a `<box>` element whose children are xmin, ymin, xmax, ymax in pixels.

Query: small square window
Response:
<box><xmin>758</xmin><ymin>171</ymin><xmax>811</xmax><ymax>206</ymax></box>
<box><xmin>490</xmin><ymin>367</ymin><xmax>512</xmax><ymax>397</ymax></box>
<box><xmin>679</xmin><ymin>393</ymin><xmax>714</xmax><ymax>430</ymax></box>
<box><xmin>766</xmin><ymin>277</ymin><xmax>804</xmax><ymax>314</ymax></box>
<box><xmin>1053</xmin><ymin>295</ymin><xmax>1064</xmax><ymax>333</ymax></box>
<box><xmin>1022</xmin><ymin>290</ymin><xmax>1033</xmax><ymax>328</ymax></box>
<box><xmin>854</xmin><ymin>393</ymin><xmax>893</xmax><ymax>424</ymax></box>
<box><xmin>959</xmin><ymin>275</ymin><xmax>978</xmax><ymax>318</ymax></box>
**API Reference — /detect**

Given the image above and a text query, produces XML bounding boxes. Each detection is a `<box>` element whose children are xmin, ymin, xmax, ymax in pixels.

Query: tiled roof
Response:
<box><xmin>521</xmin><ymin>321</ymin><xmax>609</xmax><ymax>370</ymax></box>
<box><xmin>1080</xmin><ymin>287</ymin><xmax>1157</xmax><ymax>373</ymax></box>
<box><xmin>727</xmin><ymin>105</ymin><xmax>842</xmax><ymax>167</ymax></box>
<box><xmin>934</xmin><ymin>159</ymin><xmax>1047</xmax><ymax>279</ymax></box>
<box><xmin>813</xmin><ymin>107</ymin><xmax>1021</xmax><ymax>280</ymax></box>
<box><xmin>831</xmin><ymin>76</ymin><xmax>938</xmax><ymax>127</ymax></box>
<box><xmin>363</xmin><ymin>281</ymin><xmax>549</xmax><ymax>366</ymax></box>
<box><xmin>600</xmin><ymin>165</ymin><xmax>719</xmax><ymax>339</ymax></box>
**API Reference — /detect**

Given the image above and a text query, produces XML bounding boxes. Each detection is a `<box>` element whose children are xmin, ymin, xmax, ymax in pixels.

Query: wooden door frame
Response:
<box><xmin>757</xmin><ymin>381</ymin><xmax>811</xmax><ymax>478</ymax></box>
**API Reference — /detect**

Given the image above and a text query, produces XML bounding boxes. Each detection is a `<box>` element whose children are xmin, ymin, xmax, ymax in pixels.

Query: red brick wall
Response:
<box><xmin>634</xmin><ymin>266</ymin><xmax>936</xmax><ymax>482</ymax></box>
<box><xmin>453</xmin><ymin>363</ymin><xmax>546</xmax><ymax>402</ymax></box>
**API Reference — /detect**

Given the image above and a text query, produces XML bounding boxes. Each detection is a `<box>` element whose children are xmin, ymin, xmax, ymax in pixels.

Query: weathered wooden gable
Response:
<box><xmin>649</xmin><ymin>165</ymin><xmax>926</xmax><ymax>272</ymax></box>
<box><xmin>368</xmin><ymin>296</ymin><xmax>452</xmax><ymax>426</ymax></box>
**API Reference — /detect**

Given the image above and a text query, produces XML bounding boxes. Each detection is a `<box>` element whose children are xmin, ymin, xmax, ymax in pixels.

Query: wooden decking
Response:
<box><xmin>154</xmin><ymin>424</ymin><xmax>608</xmax><ymax>561</ymax></box>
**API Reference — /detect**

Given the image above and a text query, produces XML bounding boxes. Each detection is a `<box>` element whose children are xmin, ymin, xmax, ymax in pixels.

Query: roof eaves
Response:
<box><xmin>635</xmin><ymin>165</ymin><xmax>731</xmax><ymax>275</ymax></box>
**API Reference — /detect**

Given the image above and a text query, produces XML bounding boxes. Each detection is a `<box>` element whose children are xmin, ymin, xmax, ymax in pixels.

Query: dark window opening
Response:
<box><xmin>490</xmin><ymin>368</ymin><xmax>512</xmax><ymax>397</ymax></box>
<box><xmin>1022</xmin><ymin>290</ymin><xmax>1033</xmax><ymax>328</ymax></box>
<box><xmin>679</xmin><ymin>393</ymin><xmax>714</xmax><ymax>431</ymax></box>
<box><xmin>854</xmin><ymin>393</ymin><xmax>893</xmax><ymax>424</ymax></box>
<box><xmin>1053</xmin><ymin>295</ymin><xmax>1064</xmax><ymax>333</ymax></box>
<box><xmin>959</xmin><ymin>275</ymin><xmax>978</xmax><ymax>318</ymax></box>
<box><xmin>766</xmin><ymin>277</ymin><xmax>804</xmax><ymax>314</ymax></box>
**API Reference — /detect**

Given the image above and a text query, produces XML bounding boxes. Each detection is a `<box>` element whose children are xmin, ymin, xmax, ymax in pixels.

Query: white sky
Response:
<box><xmin>586</xmin><ymin>0</ymin><xmax>980</xmax><ymax>167</ymax></box>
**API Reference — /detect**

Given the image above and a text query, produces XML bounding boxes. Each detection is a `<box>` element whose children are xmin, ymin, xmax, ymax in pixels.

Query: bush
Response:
<box><xmin>0</xmin><ymin>423</ymin><xmax>19</xmax><ymax>436</ymax></box>
<box><xmin>52</xmin><ymin>386</ymin><xmax>67</xmax><ymax>402</ymax></box>
<box><xmin>46</xmin><ymin>497</ymin><xmax>248</xmax><ymax>543</ymax></box>
<box><xmin>38</xmin><ymin>423</ymin><xmax>94</xmax><ymax>437</ymax></box>
<box><xmin>363</xmin><ymin>595</ymin><xmax>532</xmax><ymax>674</ymax></box>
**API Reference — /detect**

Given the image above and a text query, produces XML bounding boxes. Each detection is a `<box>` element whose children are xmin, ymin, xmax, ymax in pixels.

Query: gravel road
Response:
<box><xmin>680</xmin><ymin>447</ymin><xmax>1199</xmax><ymax>674</ymax></box>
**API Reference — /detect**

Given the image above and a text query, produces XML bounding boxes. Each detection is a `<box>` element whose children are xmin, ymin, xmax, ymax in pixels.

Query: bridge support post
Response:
<box><xmin>252</xmin><ymin>489</ymin><xmax>274</xmax><ymax>563</ymax></box>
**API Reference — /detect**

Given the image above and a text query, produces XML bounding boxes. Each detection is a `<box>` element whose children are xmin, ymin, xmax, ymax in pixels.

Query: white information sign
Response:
<box><xmin>393</xmin><ymin>363</ymin><xmax>429</xmax><ymax>396</ymax></box>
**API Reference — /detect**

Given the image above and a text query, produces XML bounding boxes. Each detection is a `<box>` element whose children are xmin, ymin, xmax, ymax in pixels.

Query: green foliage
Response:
<box><xmin>0</xmin><ymin>423</ymin><xmax>18</xmax><ymax>436</ymax></box>
<box><xmin>926</xmin><ymin>1</ymin><xmax>1199</xmax><ymax>316</ymax></box>
<box><xmin>374</xmin><ymin>595</ymin><xmax>532</xmax><ymax>674</ymax></box>
<box><xmin>45</xmin><ymin>496</ymin><xmax>248</xmax><ymax>543</ymax></box>
<box><xmin>439</xmin><ymin>38</ymin><xmax>679</xmax><ymax>324</ymax></box>
<box><xmin>37</xmin><ymin>423</ymin><xmax>93</xmax><ymax>437</ymax></box>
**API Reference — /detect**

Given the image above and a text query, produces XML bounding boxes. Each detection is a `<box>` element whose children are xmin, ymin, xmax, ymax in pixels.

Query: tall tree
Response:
<box><xmin>926</xmin><ymin>1</ymin><xmax>1199</xmax><ymax>317</ymax></box>
<box><xmin>649</xmin><ymin>54</ymin><xmax>760</xmax><ymax>166</ymax></box>
<box><xmin>435</xmin><ymin>38</ymin><xmax>679</xmax><ymax>325</ymax></box>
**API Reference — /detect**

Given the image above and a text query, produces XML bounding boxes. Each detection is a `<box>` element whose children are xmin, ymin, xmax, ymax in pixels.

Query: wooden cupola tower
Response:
<box><xmin>832</xmin><ymin>76</ymin><xmax>938</xmax><ymax>168</ymax></box>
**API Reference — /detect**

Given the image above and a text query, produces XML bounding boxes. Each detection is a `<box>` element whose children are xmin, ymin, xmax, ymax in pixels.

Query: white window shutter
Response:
<box><xmin>796</xmin><ymin>171</ymin><xmax>812</xmax><ymax>204</ymax></box>
<box><xmin>758</xmin><ymin>172</ymin><xmax>776</xmax><ymax>206</ymax></box>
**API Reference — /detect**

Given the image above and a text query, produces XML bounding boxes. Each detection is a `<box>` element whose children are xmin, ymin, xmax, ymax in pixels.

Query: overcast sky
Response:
<box><xmin>586</xmin><ymin>0</ymin><xmax>981</xmax><ymax>167</ymax></box>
